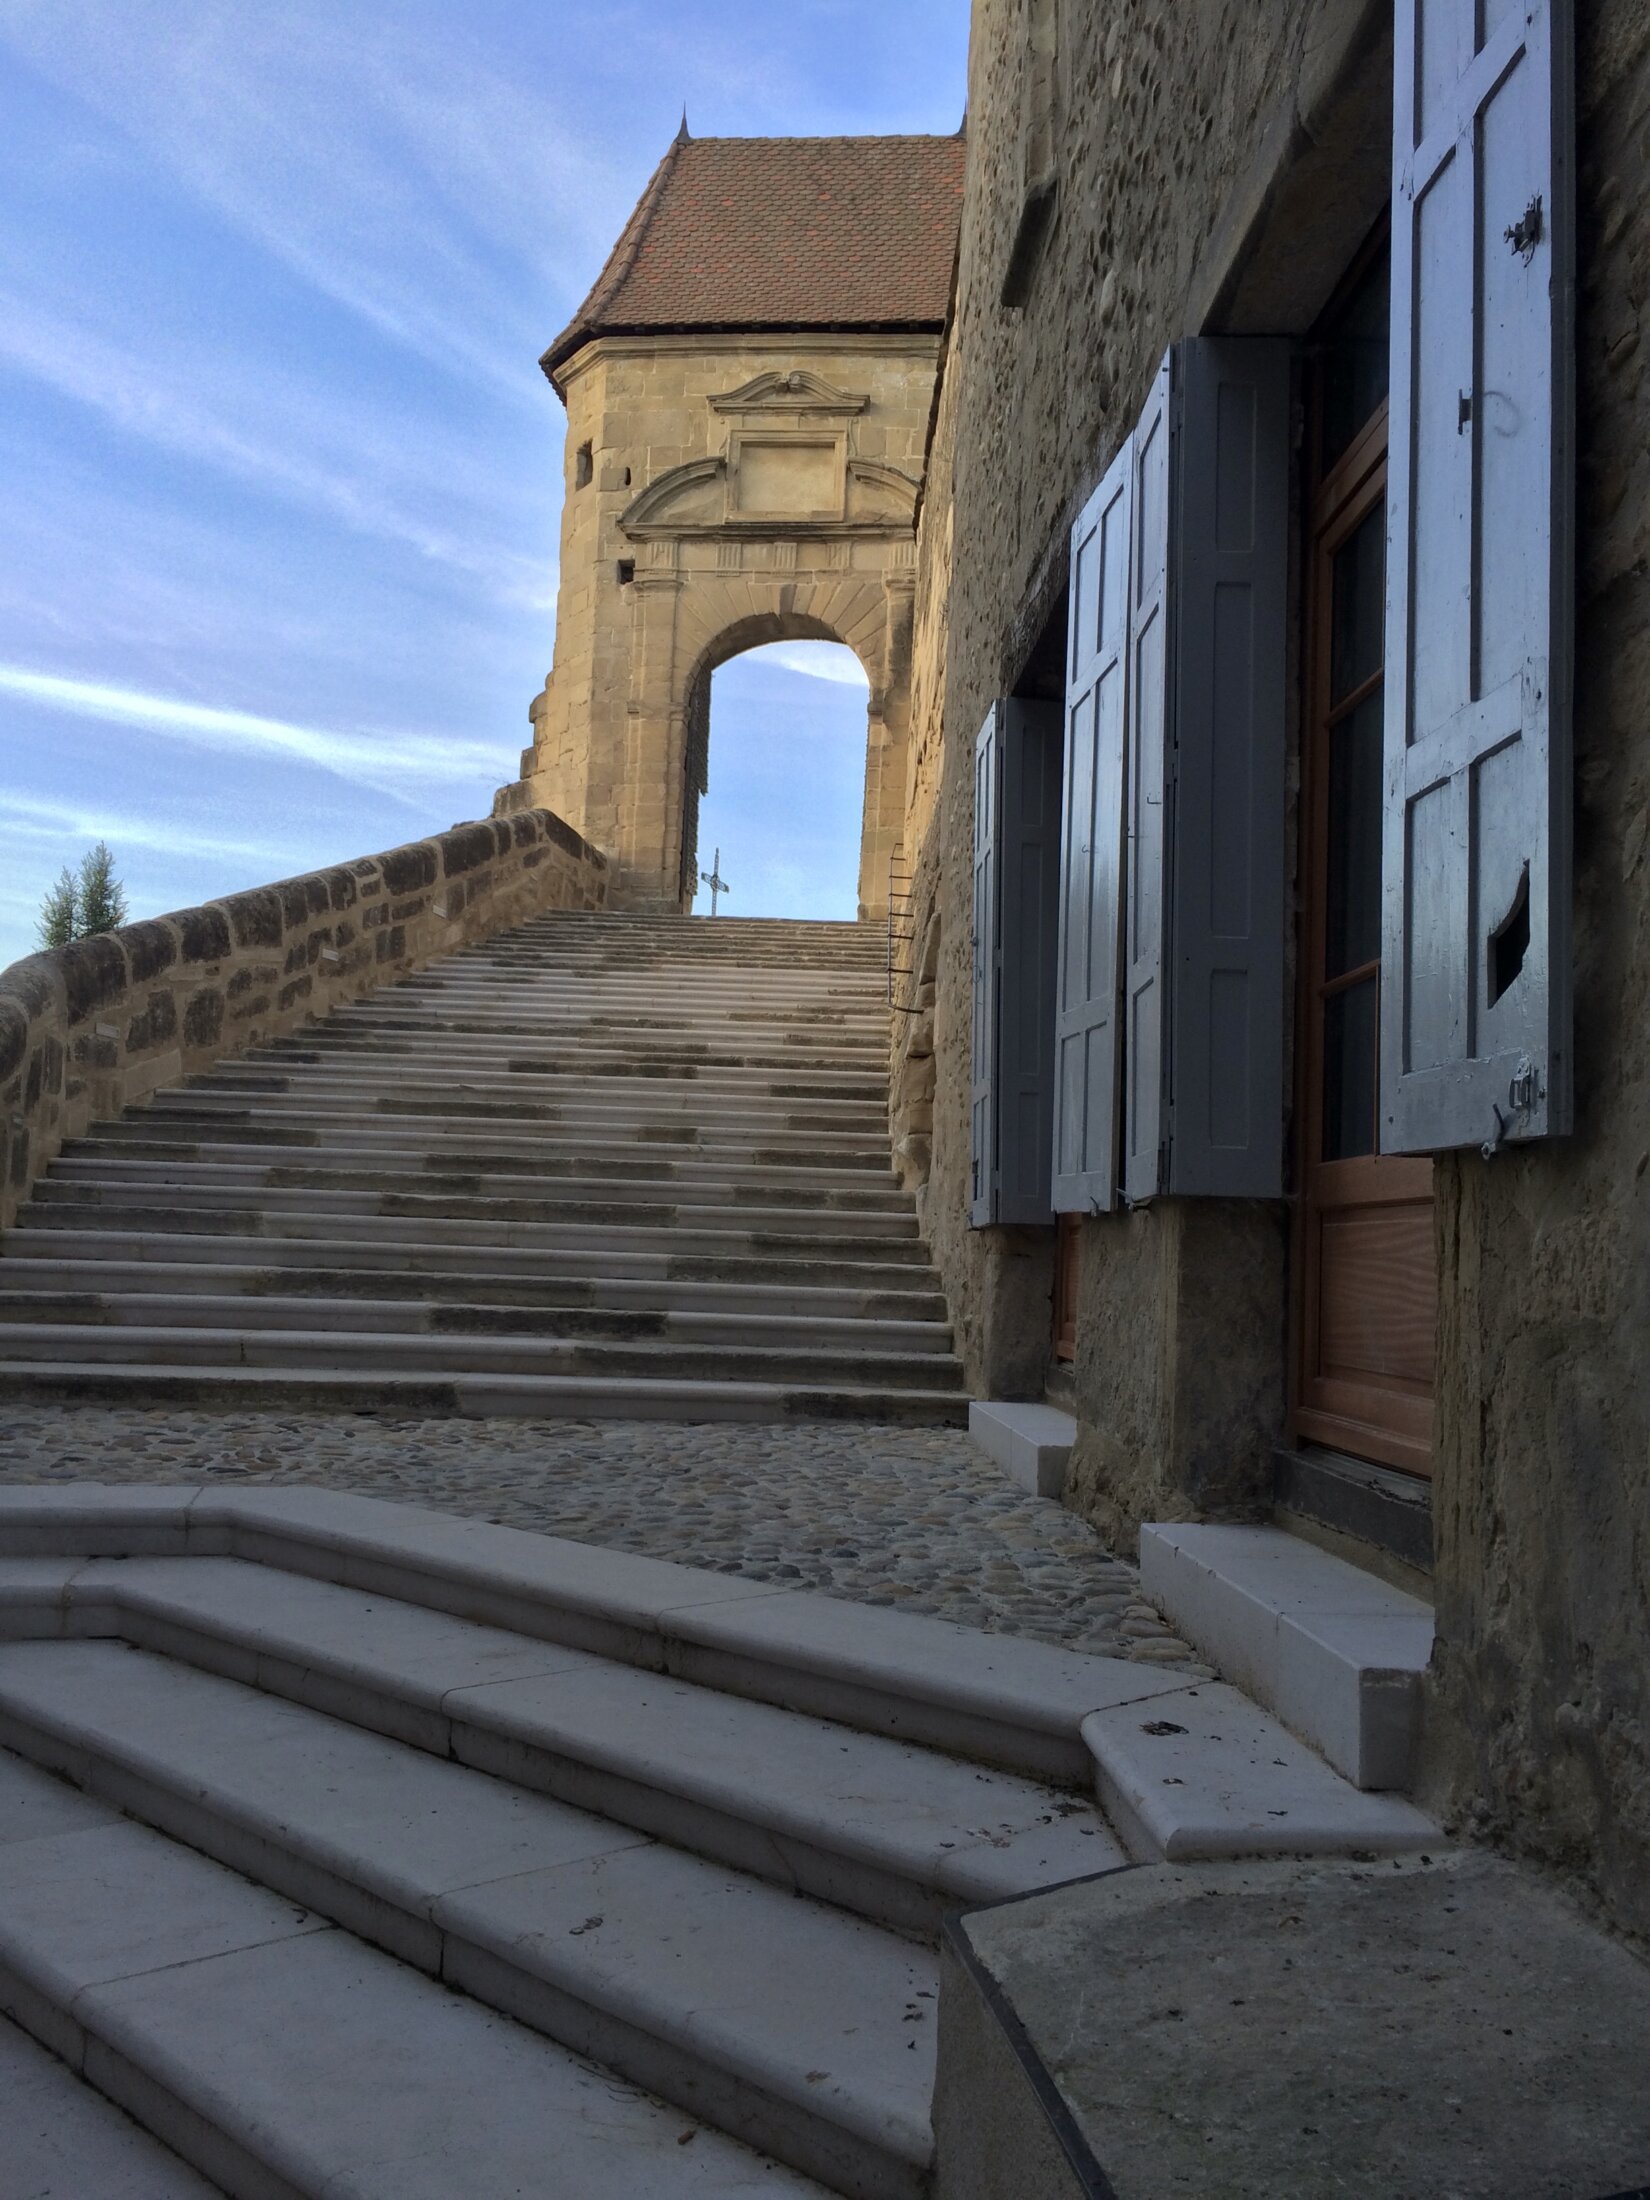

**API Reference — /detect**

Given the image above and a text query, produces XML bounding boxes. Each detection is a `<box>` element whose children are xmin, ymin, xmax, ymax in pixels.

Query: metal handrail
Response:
<box><xmin>885</xmin><ymin>847</ymin><xmax>921</xmax><ymax>1015</ymax></box>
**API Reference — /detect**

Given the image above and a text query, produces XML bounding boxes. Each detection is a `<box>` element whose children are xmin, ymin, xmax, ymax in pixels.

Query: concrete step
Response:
<box><xmin>0</xmin><ymin>1654</ymin><xmax>934</xmax><ymax>2200</ymax></box>
<box><xmin>31</xmin><ymin>1177</ymin><xmax>921</xmax><ymax>1235</ymax></box>
<box><xmin>0</xmin><ymin>1322</ymin><xmax>966</xmax><ymax>1393</ymax></box>
<box><xmin>1137</xmin><ymin>1523</ymin><xmax>1435</xmax><ymax>1791</ymax></box>
<box><xmin>0</xmin><ymin>1363</ymin><xmax>972</xmax><ymax>1424</ymax></box>
<box><xmin>0</xmin><ymin>1228</ymin><xmax>945</xmax><ymax>1294</ymax></box>
<box><xmin>0</xmin><ymin>1753</ymin><xmax>826</xmax><ymax>2199</ymax></box>
<box><xmin>0</xmin><ymin>1257</ymin><xmax>950</xmax><ymax>1322</ymax></box>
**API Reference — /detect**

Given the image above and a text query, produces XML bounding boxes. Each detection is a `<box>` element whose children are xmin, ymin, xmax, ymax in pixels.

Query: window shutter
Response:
<box><xmin>969</xmin><ymin>703</ymin><xmax>1001</xmax><ymax>1227</ymax></box>
<box><xmin>1382</xmin><ymin>0</ymin><xmax>1574</xmax><ymax>1153</ymax></box>
<box><xmin>1121</xmin><ymin>353</ymin><xmax>1173</xmax><ymax>1206</ymax></box>
<box><xmin>1164</xmin><ymin>338</ymin><xmax>1291</xmax><ymax>1197</ymax></box>
<box><xmin>996</xmin><ymin>699</ymin><xmax>1064</xmax><ymax>1223</ymax></box>
<box><xmin>1052</xmin><ymin>435</ymin><xmax>1134</xmax><ymax>1213</ymax></box>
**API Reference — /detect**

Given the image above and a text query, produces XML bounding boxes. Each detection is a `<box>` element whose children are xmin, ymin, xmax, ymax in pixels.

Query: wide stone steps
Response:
<box><xmin>0</xmin><ymin>1497</ymin><xmax>1147</xmax><ymax>2196</ymax></box>
<box><xmin>0</xmin><ymin>1256</ymin><xmax>950</xmax><ymax>1322</ymax></box>
<box><xmin>0</xmin><ymin>1227</ymin><xmax>947</xmax><ymax>1296</ymax></box>
<box><xmin>0</xmin><ymin>911</ymin><xmax>960</xmax><ymax>1423</ymax></box>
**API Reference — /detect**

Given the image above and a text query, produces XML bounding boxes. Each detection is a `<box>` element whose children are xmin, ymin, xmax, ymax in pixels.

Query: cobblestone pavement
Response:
<box><xmin>0</xmin><ymin>1407</ymin><xmax>1203</xmax><ymax>1666</ymax></box>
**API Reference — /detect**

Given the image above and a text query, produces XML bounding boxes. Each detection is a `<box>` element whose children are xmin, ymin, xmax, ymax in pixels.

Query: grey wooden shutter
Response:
<box><xmin>1382</xmin><ymin>0</ymin><xmax>1574</xmax><ymax>1153</ymax></box>
<box><xmin>1052</xmin><ymin>436</ymin><xmax>1134</xmax><ymax>1213</ymax></box>
<box><xmin>996</xmin><ymin>699</ymin><xmax>1063</xmax><ymax>1222</ymax></box>
<box><xmin>1121</xmin><ymin>352</ymin><xmax>1173</xmax><ymax>1205</ymax></box>
<box><xmin>1165</xmin><ymin>338</ymin><xmax>1290</xmax><ymax>1196</ymax></box>
<box><xmin>970</xmin><ymin>703</ymin><xmax>1001</xmax><ymax>1226</ymax></box>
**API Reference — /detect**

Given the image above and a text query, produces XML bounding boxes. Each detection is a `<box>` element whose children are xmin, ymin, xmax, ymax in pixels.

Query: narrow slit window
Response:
<box><xmin>616</xmin><ymin>558</ymin><xmax>635</xmax><ymax>586</ymax></box>
<box><xmin>574</xmin><ymin>442</ymin><xmax>593</xmax><ymax>488</ymax></box>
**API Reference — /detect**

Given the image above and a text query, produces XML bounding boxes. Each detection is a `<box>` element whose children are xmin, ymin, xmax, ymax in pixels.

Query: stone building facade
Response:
<box><xmin>897</xmin><ymin>0</ymin><xmax>1650</xmax><ymax>1943</ymax></box>
<box><xmin>496</xmin><ymin>131</ymin><xmax>965</xmax><ymax>917</ymax></box>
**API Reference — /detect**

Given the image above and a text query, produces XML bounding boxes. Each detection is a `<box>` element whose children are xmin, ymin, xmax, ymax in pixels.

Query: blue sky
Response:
<box><xmin>0</xmin><ymin>1</ymin><xmax>968</xmax><ymax>967</ymax></box>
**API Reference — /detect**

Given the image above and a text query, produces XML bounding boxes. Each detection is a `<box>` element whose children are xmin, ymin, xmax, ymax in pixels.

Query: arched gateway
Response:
<box><xmin>493</xmin><ymin>127</ymin><xmax>965</xmax><ymax>918</ymax></box>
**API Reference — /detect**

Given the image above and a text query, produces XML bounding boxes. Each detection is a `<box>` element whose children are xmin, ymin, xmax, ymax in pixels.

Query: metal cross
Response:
<box><xmin>699</xmin><ymin>848</ymin><xmax>729</xmax><ymax>916</ymax></box>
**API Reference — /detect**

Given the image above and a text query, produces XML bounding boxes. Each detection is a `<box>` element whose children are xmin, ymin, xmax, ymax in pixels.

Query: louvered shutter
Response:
<box><xmin>1382</xmin><ymin>0</ymin><xmax>1574</xmax><ymax>1152</ymax></box>
<box><xmin>1165</xmin><ymin>338</ymin><xmax>1291</xmax><ymax>1196</ymax></box>
<box><xmin>996</xmin><ymin>699</ymin><xmax>1063</xmax><ymax>1222</ymax></box>
<box><xmin>969</xmin><ymin>704</ymin><xmax>1001</xmax><ymax>1226</ymax></box>
<box><xmin>1052</xmin><ymin>436</ymin><xmax>1134</xmax><ymax>1213</ymax></box>
<box><xmin>1121</xmin><ymin>354</ymin><xmax>1173</xmax><ymax>1205</ymax></box>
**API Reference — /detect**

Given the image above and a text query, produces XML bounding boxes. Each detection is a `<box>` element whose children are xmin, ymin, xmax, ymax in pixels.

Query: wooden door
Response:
<box><xmin>1292</xmin><ymin>243</ymin><xmax>1437</xmax><ymax>1476</ymax></box>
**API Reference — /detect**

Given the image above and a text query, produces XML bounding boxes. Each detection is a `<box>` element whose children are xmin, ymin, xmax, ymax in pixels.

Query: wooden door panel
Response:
<box><xmin>1315</xmin><ymin>1205</ymin><xmax>1437</xmax><ymax>1387</ymax></box>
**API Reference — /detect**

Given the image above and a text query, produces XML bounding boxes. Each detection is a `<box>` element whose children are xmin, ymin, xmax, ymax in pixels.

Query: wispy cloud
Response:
<box><xmin>0</xmin><ymin>662</ymin><xmax>510</xmax><ymax>803</ymax></box>
<box><xmin>0</xmin><ymin>287</ymin><xmax>555</xmax><ymax>609</ymax></box>
<box><xmin>0</xmin><ymin>789</ymin><xmax>293</xmax><ymax>871</ymax></box>
<box><xmin>764</xmin><ymin>643</ymin><xmax>871</xmax><ymax>687</ymax></box>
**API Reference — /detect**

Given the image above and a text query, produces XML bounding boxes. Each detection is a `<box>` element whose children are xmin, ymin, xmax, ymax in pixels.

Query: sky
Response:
<box><xmin>0</xmin><ymin>1</ymin><xmax>969</xmax><ymax>968</ymax></box>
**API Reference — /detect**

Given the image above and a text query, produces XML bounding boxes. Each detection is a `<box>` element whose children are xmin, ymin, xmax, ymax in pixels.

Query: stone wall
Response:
<box><xmin>0</xmin><ymin>810</ymin><xmax>607</xmax><ymax>1234</ymax></box>
<box><xmin>499</xmin><ymin>332</ymin><xmax>938</xmax><ymax>917</ymax></box>
<box><xmin>902</xmin><ymin>0</ymin><xmax>1650</xmax><ymax>1938</ymax></box>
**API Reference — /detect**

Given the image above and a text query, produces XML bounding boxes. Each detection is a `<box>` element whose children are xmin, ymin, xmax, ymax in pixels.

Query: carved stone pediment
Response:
<box><xmin>708</xmin><ymin>370</ymin><xmax>869</xmax><ymax>419</ymax></box>
<box><xmin>845</xmin><ymin>459</ymin><xmax>920</xmax><ymax>526</ymax></box>
<box><xmin>621</xmin><ymin>457</ymin><xmax>728</xmax><ymax>534</ymax></box>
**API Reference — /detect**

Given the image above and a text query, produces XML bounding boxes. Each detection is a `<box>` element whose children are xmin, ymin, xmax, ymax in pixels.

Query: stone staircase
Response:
<box><xmin>0</xmin><ymin>913</ymin><xmax>966</xmax><ymax>1423</ymax></box>
<box><xmin>0</xmin><ymin>1488</ymin><xmax>1152</xmax><ymax>2199</ymax></box>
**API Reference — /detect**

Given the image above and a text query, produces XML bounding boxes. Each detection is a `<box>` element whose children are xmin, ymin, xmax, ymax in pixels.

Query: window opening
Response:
<box><xmin>1488</xmin><ymin>864</ymin><xmax>1531</xmax><ymax>1006</ymax></box>
<box><xmin>575</xmin><ymin>442</ymin><xmax>593</xmax><ymax>488</ymax></box>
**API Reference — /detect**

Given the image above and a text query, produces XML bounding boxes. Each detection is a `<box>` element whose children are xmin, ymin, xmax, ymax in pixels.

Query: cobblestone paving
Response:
<box><xmin>0</xmin><ymin>1406</ymin><xmax>1203</xmax><ymax>1666</ymax></box>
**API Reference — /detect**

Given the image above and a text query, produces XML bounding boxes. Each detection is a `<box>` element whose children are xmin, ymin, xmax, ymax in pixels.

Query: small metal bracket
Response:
<box><xmin>1505</xmin><ymin>194</ymin><xmax>1543</xmax><ymax>264</ymax></box>
<box><xmin>1480</xmin><ymin>1104</ymin><xmax>1507</xmax><ymax>1162</ymax></box>
<box><xmin>1457</xmin><ymin>391</ymin><xmax>1473</xmax><ymax>433</ymax></box>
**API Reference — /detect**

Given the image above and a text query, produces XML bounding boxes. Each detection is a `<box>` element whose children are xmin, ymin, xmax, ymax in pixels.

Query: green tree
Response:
<box><xmin>34</xmin><ymin>844</ymin><xmax>129</xmax><ymax>950</ymax></box>
<box><xmin>36</xmin><ymin>867</ymin><xmax>79</xmax><ymax>950</ymax></box>
<box><xmin>76</xmin><ymin>842</ymin><xmax>128</xmax><ymax>936</ymax></box>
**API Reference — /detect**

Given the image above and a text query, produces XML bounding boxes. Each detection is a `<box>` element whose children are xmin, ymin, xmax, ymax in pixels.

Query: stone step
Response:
<box><xmin>0</xmin><ymin>1753</ymin><xmax>827</xmax><ymax>2199</ymax></box>
<box><xmin>0</xmin><ymin>1291</ymin><xmax>954</xmax><ymax>1354</ymax></box>
<box><xmin>49</xmin><ymin>1150</ymin><xmax>904</xmax><ymax>1200</ymax></box>
<box><xmin>32</xmin><ymin>1170</ymin><xmax>919</xmax><ymax>1223</ymax></box>
<box><xmin>184</xmin><ymin>1058</ymin><xmax>891</xmax><ymax>1100</ymax></box>
<box><xmin>79</xmin><ymin>1118</ymin><xmax>895</xmax><ymax>1164</ymax></box>
<box><xmin>0</xmin><ymin>1322</ymin><xmax>966</xmax><ymax>1393</ymax></box>
<box><xmin>0</xmin><ymin>1362</ymin><xmax>971</xmax><ymax>1424</ymax></box>
<box><xmin>0</xmin><ymin>1228</ymin><xmax>945</xmax><ymax>1294</ymax></box>
<box><xmin>1137</xmin><ymin>1523</ymin><xmax>1435</xmax><ymax>1791</ymax></box>
<box><xmin>0</xmin><ymin>1552</ymin><xmax>1123</xmax><ymax>1932</ymax></box>
<box><xmin>140</xmin><ymin>1089</ymin><xmax>891</xmax><ymax>1130</ymax></box>
<box><xmin>0</xmin><ymin>1257</ymin><xmax>950</xmax><ymax>1323</ymax></box>
<box><xmin>0</xmin><ymin>2009</ymin><xmax>223</xmax><ymax>2199</ymax></box>
<box><xmin>256</xmin><ymin>1033</ymin><xmax>891</xmax><ymax>1070</ymax></box>
<box><xmin>12</xmin><ymin>1200</ymin><xmax>934</xmax><ymax>1264</ymax></box>
<box><xmin>0</xmin><ymin>1491</ymin><xmax>1437</xmax><ymax>1862</ymax></box>
<box><xmin>0</xmin><ymin>1653</ymin><xmax>934</xmax><ymax>2200</ymax></box>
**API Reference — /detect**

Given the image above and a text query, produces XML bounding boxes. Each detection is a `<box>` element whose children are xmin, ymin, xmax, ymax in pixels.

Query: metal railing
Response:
<box><xmin>886</xmin><ymin>848</ymin><xmax>921</xmax><ymax>1015</ymax></box>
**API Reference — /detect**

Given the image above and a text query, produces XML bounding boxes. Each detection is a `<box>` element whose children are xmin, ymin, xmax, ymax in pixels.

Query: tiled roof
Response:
<box><xmin>543</xmin><ymin>130</ymin><xmax>965</xmax><ymax>383</ymax></box>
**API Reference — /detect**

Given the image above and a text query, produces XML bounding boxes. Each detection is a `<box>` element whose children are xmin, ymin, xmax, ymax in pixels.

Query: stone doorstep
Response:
<box><xmin>1</xmin><ymin>2012</ymin><xmax>220</xmax><ymax>2200</ymax></box>
<box><xmin>967</xmin><ymin>1401</ymin><xmax>1076</xmax><ymax>1498</ymax></box>
<box><xmin>0</xmin><ymin>1493</ymin><xmax>1441</xmax><ymax>1867</ymax></box>
<box><xmin>1138</xmin><ymin>1523</ymin><xmax>1434</xmax><ymax>1791</ymax></box>
<box><xmin>936</xmin><ymin>1853</ymin><xmax>1650</xmax><ymax>2200</ymax></box>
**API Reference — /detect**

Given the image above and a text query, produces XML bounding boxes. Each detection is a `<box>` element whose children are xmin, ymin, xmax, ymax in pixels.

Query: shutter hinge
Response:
<box><xmin>1505</xmin><ymin>195</ymin><xmax>1543</xmax><ymax>265</ymax></box>
<box><xmin>1481</xmin><ymin>1057</ymin><xmax>1544</xmax><ymax>1158</ymax></box>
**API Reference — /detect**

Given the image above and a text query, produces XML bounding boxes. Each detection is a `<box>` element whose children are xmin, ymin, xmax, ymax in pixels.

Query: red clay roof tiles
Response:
<box><xmin>543</xmin><ymin>130</ymin><xmax>965</xmax><ymax>382</ymax></box>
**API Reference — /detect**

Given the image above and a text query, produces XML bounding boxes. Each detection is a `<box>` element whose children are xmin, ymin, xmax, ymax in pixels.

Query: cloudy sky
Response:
<box><xmin>0</xmin><ymin>1</ymin><xmax>968</xmax><ymax>968</ymax></box>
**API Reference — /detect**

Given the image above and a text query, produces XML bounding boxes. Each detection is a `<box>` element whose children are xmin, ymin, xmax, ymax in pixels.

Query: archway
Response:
<box><xmin>685</xmin><ymin>636</ymin><xmax>872</xmax><ymax>919</ymax></box>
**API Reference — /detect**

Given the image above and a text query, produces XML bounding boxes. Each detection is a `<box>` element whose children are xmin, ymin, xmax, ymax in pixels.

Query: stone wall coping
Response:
<box><xmin>0</xmin><ymin>809</ymin><xmax>607</xmax><ymax>1232</ymax></box>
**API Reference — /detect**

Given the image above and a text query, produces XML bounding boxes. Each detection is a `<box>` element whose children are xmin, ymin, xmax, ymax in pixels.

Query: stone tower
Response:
<box><xmin>494</xmin><ymin>127</ymin><xmax>965</xmax><ymax>916</ymax></box>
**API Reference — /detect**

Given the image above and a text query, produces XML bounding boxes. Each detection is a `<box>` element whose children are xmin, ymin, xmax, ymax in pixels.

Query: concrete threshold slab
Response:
<box><xmin>937</xmin><ymin>1850</ymin><xmax>1650</xmax><ymax>2200</ymax></box>
<box><xmin>968</xmin><ymin>1402</ymin><xmax>1075</xmax><ymax>1498</ymax></box>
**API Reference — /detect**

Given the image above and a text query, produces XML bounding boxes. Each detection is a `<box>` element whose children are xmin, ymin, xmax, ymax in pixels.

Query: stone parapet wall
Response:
<box><xmin>0</xmin><ymin>809</ymin><xmax>607</xmax><ymax>1232</ymax></box>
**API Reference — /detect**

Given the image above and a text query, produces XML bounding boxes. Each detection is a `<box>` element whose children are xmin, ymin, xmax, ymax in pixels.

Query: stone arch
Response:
<box><xmin>674</xmin><ymin>608</ymin><xmax>880</xmax><ymax>913</ymax></box>
<box><xmin>496</xmin><ymin>333</ymin><xmax>936</xmax><ymax>917</ymax></box>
